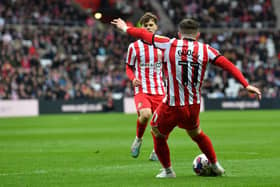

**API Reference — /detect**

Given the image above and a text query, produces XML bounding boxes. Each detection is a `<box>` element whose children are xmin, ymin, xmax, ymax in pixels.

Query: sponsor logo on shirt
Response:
<box><xmin>140</xmin><ymin>62</ymin><xmax>161</xmax><ymax>69</ymax></box>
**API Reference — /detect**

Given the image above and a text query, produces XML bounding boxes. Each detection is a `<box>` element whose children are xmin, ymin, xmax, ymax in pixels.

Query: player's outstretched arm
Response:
<box><xmin>111</xmin><ymin>18</ymin><xmax>170</xmax><ymax>49</ymax></box>
<box><xmin>111</xmin><ymin>18</ymin><xmax>153</xmax><ymax>43</ymax></box>
<box><xmin>214</xmin><ymin>56</ymin><xmax>262</xmax><ymax>100</ymax></box>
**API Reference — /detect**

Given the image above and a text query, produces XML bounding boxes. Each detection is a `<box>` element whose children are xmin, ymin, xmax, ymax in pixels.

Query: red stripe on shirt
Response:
<box><xmin>153</xmin><ymin>48</ymin><xmax>159</xmax><ymax>94</ymax></box>
<box><xmin>134</xmin><ymin>41</ymin><xmax>142</xmax><ymax>94</ymax></box>
<box><xmin>169</xmin><ymin>39</ymin><xmax>180</xmax><ymax>106</ymax></box>
<box><xmin>143</xmin><ymin>43</ymin><xmax>151</xmax><ymax>93</ymax></box>
<box><xmin>182</xmin><ymin>39</ymin><xmax>189</xmax><ymax>106</ymax></box>
<box><xmin>160</xmin><ymin>50</ymin><xmax>165</xmax><ymax>93</ymax></box>
<box><xmin>192</xmin><ymin>41</ymin><xmax>199</xmax><ymax>104</ymax></box>
<box><xmin>199</xmin><ymin>44</ymin><xmax>208</xmax><ymax>96</ymax></box>
<box><xmin>127</xmin><ymin>45</ymin><xmax>133</xmax><ymax>65</ymax></box>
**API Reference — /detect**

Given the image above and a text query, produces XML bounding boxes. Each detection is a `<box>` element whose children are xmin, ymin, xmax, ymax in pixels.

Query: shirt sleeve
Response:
<box><xmin>214</xmin><ymin>56</ymin><xmax>249</xmax><ymax>88</ymax></box>
<box><xmin>207</xmin><ymin>45</ymin><xmax>221</xmax><ymax>64</ymax></box>
<box><xmin>125</xmin><ymin>43</ymin><xmax>136</xmax><ymax>65</ymax></box>
<box><xmin>153</xmin><ymin>35</ymin><xmax>171</xmax><ymax>50</ymax></box>
<box><xmin>126</xmin><ymin>64</ymin><xmax>135</xmax><ymax>81</ymax></box>
<box><xmin>127</xmin><ymin>27</ymin><xmax>171</xmax><ymax>50</ymax></box>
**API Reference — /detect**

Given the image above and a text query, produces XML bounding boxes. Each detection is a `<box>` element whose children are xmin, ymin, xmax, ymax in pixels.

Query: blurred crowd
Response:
<box><xmin>0</xmin><ymin>23</ymin><xmax>132</xmax><ymax>100</ymax></box>
<box><xmin>0</xmin><ymin>0</ymin><xmax>279</xmax><ymax>100</ymax></box>
<box><xmin>161</xmin><ymin>0</ymin><xmax>277</xmax><ymax>28</ymax></box>
<box><xmin>199</xmin><ymin>31</ymin><xmax>280</xmax><ymax>99</ymax></box>
<box><xmin>0</xmin><ymin>0</ymin><xmax>89</xmax><ymax>26</ymax></box>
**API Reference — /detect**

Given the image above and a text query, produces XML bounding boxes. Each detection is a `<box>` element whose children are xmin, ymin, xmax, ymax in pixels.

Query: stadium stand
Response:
<box><xmin>199</xmin><ymin>31</ymin><xmax>280</xmax><ymax>98</ymax></box>
<box><xmin>160</xmin><ymin>0</ymin><xmax>277</xmax><ymax>28</ymax></box>
<box><xmin>0</xmin><ymin>0</ymin><xmax>89</xmax><ymax>26</ymax></box>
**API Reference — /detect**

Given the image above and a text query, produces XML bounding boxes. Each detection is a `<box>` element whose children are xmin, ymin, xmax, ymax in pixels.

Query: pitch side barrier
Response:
<box><xmin>0</xmin><ymin>100</ymin><xmax>39</xmax><ymax>118</ymax></box>
<box><xmin>0</xmin><ymin>98</ymin><xmax>123</xmax><ymax>117</ymax></box>
<box><xmin>204</xmin><ymin>98</ymin><xmax>280</xmax><ymax>110</ymax></box>
<box><xmin>1</xmin><ymin>98</ymin><xmax>279</xmax><ymax>117</ymax></box>
<box><xmin>39</xmin><ymin>99</ymin><xmax>123</xmax><ymax>114</ymax></box>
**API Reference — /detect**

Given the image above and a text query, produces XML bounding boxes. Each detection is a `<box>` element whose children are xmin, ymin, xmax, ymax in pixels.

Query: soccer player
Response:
<box><xmin>125</xmin><ymin>13</ymin><xmax>165</xmax><ymax>161</ymax></box>
<box><xmin>112</xmin><ymin>18</ymin><xmax>262</xmax><ymax>178</ymax></box>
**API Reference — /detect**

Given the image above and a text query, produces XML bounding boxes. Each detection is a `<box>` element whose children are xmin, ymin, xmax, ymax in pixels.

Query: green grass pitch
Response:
<box><xmin>0</xmin><ymin>110</ymin><xmax>279</xmax><ymax>187</ymax></box>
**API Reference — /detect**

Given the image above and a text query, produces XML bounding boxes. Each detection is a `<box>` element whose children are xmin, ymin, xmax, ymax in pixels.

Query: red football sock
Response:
<box><xmin>191</xmin><ymin>131</ymin><xmax>217</xmax><ymax>164</ymax></box>
<box><xmin>136</xmin><ymin>118</ymin><xmax>148</xmax><ymax>138</ymax></box>
<box><xmin>152</xmin><ymin>133</ymin><xmax>171</xmax><ymax>168</ymax></box>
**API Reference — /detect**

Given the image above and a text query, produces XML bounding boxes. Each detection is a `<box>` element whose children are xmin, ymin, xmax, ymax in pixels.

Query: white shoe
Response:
<box><xmin>210</xmin><ymin>162</ymin><xmax>225</xmax><ymax>176</ymax></box>
<box><xmin>156</xmin><ymin>167</ymin><xmax>176</xmax><ymax>178</ymax></box>
<box><xmin>131</xmin><ymin>137</ymin><xmax>142</xmax><ymax>158</ymax></box>
<box><xmin>149</xmin><ymin>150</ymin><xmax>158</xmax><ymax>161</ymax></box>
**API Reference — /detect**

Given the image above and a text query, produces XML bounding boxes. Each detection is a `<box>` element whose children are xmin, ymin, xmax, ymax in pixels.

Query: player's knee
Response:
<box><xmin>140</xmin><ymin>110</ymin><xmax>152</xmax><ymax>122</ymax></box>
<box><xmin>151</xmin><ymin>126</ymin><xmax>165</xmax><ymax>139</ymax></box>
<box><xmin>187</xmin><ymin>127</ymin><xmax>201</xmax><ymax>138</ymax></box>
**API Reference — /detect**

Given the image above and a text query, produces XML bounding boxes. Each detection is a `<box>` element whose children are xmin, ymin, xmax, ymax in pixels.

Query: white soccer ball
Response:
<box><xmin>192</xmin><ymin>153</ymin><xmax>211</xmax><ymax>176</ymax></box>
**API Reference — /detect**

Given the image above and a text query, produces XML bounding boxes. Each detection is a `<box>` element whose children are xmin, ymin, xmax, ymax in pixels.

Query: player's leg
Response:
<box><xmin>150</xmin><ymin>103</ymin><xmax>177</xmax><ymax>178</ymax></box>
<box><xmin>137</xmin><ymin>108</ymin><xmax>152</xmax><ymax>138</ymax></box>
<box><xmin>187</xmin><ymin>127</ymin><xmax>225</xmax><ymax>175</ymax></box>
<box><xmin>183</xmin><ymin>104</ymin><xmax>225</xmax><ymax>176</ymax></box>
<box><xmin>131</xmin><ymin>93</ymin><xmax>152</xmax><ymax>158</ymax></box>
<box><xmin>148</xmin><ymin>94</ymin><xmax>165</xmax><ymax>161</ymax></box>
<box><xmin>151</xmin><ymin>131</ymin><xmax>176</xmax><ymax>178</ymax></box>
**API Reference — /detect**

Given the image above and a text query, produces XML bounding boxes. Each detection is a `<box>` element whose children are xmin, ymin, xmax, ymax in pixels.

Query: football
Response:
<box><xmin>192</xmin><ymin>153</ymin><xmax>211</xmax><ymax>176</ymax></box>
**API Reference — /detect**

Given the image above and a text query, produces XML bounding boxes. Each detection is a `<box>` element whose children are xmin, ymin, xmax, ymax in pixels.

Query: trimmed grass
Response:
<box><xmin>0</xmin><ymin>110</ymin><xmax>279</xmax><ymax>186</ymax></box>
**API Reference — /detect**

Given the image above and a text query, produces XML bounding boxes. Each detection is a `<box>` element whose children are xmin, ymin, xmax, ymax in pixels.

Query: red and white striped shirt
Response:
<box><xmin>152</xmin><ymin>37</ymin><xmax>220</xmax><ymax>106</ymax></box>
<box><xmin>126</xmin><ymin>27</ymin><xmax>248</xmax><ymax>106</ymax></box>
<box><xmin>126</xmin><ymin>40</ymin><xmax>165</xmax><ymax>95</ymax></box>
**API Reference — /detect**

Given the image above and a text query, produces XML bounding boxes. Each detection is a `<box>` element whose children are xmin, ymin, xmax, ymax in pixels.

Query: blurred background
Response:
<box><xmin>0</xmin><ymin>0</ymin><xmax>279</xmax><ymax>116</ymax></box>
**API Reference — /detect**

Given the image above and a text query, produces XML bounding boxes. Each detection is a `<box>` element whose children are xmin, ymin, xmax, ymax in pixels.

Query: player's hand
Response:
<box><xmin>246</xmin><ymin>85</ymin><xmax>262</xmax><ymax>100</ymax></box>
<box><xmin>132</xmin><ymin>78</ymin><xmax>141</xmax><ymax>87</ymax></box>
<box><xmin>111</xmin><ymin>18</ymin><xmax>128</xmax><ymax>32</ymax></box>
